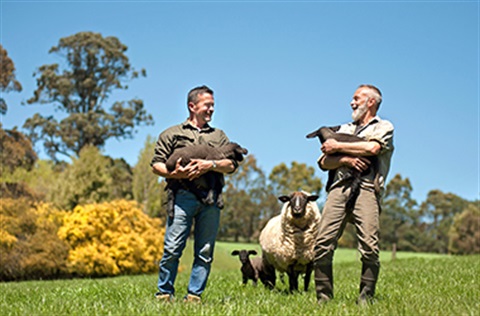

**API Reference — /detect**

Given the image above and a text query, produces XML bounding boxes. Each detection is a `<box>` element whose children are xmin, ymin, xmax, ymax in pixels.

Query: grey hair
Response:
<box><xmin>358</xmin><ymin>84</ymin><xmax>382</xmax><ymax>110</ymax></box>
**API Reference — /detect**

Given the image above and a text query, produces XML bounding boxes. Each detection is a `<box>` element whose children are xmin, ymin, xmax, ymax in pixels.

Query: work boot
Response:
<box><xmin>183</xmin><ymin>293</ymin><xmax>202</xmax><ymax>304</ymax></box>
<box><xmin>314</xmin><ymin>264</ymin><xmax>333</xmax><ymax>305</ymax></box>
<box><xmin>155</xmin><ymin>293</ymin><xmax>173</xmax><ymax>303</ymax></box>
<box><xmin>357</xmin><ymin>262</ymin><xmax>379</xmax><ymax>305</ymax></box>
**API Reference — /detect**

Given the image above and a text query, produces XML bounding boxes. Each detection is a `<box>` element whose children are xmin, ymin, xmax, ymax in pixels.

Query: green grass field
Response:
<box><xmin>1</xmin><ymin>241</ymin><xmax>478</xmax><ymax>315</ymax></box>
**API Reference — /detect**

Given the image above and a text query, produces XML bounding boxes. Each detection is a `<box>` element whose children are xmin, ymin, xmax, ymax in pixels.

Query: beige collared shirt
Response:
<box><xmin>318</xmin><ymin>116</ymin><xmax>394</xmax><ymax>195</ymax></box>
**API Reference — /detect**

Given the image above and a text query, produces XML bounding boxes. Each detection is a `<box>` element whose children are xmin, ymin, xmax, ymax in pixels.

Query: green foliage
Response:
<box><xmin>380</xmin><ymin>174</ymin><xmax>419</xmax><ymax>255</ymax></box>
<box><xmin>448</xmin><ymin>203</ymin><xmax>480</xmax><ymax>254</ymax></box>
<box><xmin>1</xmin><ymin>159</ymin><xmax>62</xmax><ymax>201</ymax></box>
<box><xmin>23</xmin><ymin>31</ymin><xmax>153</xmax><ymax>160</ymax></box>
<box><xmin>0</xmin><ymin>44</ymin><xmax>22</xmax><ymax>115</ymax></box>
<box><xmin>221</xmin><ymin>155</ymin><xmax>267</xmax><ymax>242</ymax></box>
<box><xmin>49</xmin><ymin>145</ymin><xmax>113</xmax><ymax>209</ymax></box>
<box><xmin>0</xmin><ymin>199</ymin><xmax>69</xmax><ymax>281</ymax></box>
<box><xmin>132</xmin><ymin>135</ymin><xmax>165</xmax><ymax>217</ymax></box>
<box><xmin>0</xmin><ymin>127</ymin><xmax>37</xmax><ymax>174</ymax></box>
<box><xmin>420</xmin><ymin>190</ymin><xmax>471</xmax><ymax>254</ymax></box>
<box><xmin>1</xmin><ymin>250</ymin><xmax>478</xmax><ymax>315</ymax></box>
<box><xmin>58</xmin><ymin>200</ymin><xmax>165</xmax><ymax>277</ymax></box>
<box><xmin>49</xmin><ymin>146</ymin><xmax>133</xmax><ymax>210</ymax></box>
<box><xmin>268</xmin><ymin>161</ymin><xmax>323</xmax><ymax>197</ymax></box>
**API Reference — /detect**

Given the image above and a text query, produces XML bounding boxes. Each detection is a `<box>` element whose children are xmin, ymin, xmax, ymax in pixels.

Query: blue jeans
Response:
<box><xmin>157</xmin><ymin>189</ymin><xmax>220</xmax><ymax>297</ymax></box>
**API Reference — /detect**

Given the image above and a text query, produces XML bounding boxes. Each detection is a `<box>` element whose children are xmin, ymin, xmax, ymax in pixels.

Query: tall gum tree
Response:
<box><xmin>0</xmin><ymin>44</ymin><xmax>22</xmax><ymax>115</ymax></box>
<box><xmin>23</xmin><ymin>32</ymin><xmax>153</xmax><ymax>160</ymax></box>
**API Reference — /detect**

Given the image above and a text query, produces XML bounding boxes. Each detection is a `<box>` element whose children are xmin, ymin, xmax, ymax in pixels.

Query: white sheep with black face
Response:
<box><xmin>259</xmin><ymin>191</ymin><xmax>321</xmax><ymax>292</ymax></box>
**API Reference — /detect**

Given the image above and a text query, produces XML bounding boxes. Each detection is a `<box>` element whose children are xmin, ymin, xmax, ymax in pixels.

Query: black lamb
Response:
<box><xmin>306</xmin><ymin>126</ymin><xmax>379</xmax><ymax>212</ymax></box>
<box><xmin>165</xmin><ymin>142</ymin><xmax>248</xmax><ymax>215</ymax></box>
<box><xmin>231</xmin><ymin>249</ymin><xmax>268</xmax><ymax>287</ymax></box>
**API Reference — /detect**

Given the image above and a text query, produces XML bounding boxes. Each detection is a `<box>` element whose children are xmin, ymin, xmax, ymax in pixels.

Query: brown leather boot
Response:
<box><xmin>357</xmin><ymin>263</ymin><xmax>379</xmax><ymax>305</ymax></box>
<box><xmin>314</xmin><ymin>264</ymin><xmax>333</xmax><ymax>305</ymax></box>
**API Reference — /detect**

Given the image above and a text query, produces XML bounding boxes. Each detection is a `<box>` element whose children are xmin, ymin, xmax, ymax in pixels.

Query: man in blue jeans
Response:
<box><xmin>150</xmin><ymin>85</ymin><xmax>239</xmax><ymax>303</ymax></box>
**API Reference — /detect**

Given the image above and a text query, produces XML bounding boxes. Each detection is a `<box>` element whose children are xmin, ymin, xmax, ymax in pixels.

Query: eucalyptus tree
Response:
<box><xmin>23</xmin><ymin>32</ymin><xmax>153</xmax><ymax>160</ymax></box>
<box><xmin>132</xmin><ymin>135</ymin><xmax>165</xmax><ymax>218</ymax></box>
<box><xmin>0</xmin><ymin>44</ymin><xmax>22</xmax><ymax>115</ymax></box>
<box><xmin>381</xmin><ymin>174</ymin><xmax>417</xmax><ymax>259</ymax></box>
<box><xmin>221</xmin><ymin>155</ymin><xmax>267</xmax><ymax>242</ymax></box>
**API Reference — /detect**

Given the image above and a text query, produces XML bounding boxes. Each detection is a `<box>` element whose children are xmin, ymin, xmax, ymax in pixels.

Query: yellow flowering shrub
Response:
<box><xmin>58</xmin><ymin>200</ymin><xmax>165</xmax><ymax>277</ymax></box>
<box><xmin>0</xmin><ymin>198</ymin><xmax>69</xmax><ymax>281</ymax></box>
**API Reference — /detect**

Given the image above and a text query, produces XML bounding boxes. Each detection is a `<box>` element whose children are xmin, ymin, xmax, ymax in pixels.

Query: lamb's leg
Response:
<box><xmin>216</xmin><ymin>191</ymin><xmax>224</xmax><ymax>209</ymax></box>
<box><xmin>304</xmin><ymin>262</ymin><xmax>313</xmax><ymax>292</ymax></box>
<box><xmin>203</xmin><ymin>189</ymin><xmax>215</xmax><ymax>206</ymax></box>
<box><xmin>165</xmin><ymin>187</ymin><xmax>175</xmax><ymax>218</ymax></box>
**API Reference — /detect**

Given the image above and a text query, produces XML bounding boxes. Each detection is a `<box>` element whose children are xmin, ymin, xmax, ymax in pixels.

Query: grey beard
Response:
<box><xmin>352</xmin><ymin>99</ymin><xmax>369</xmax><ymax>122</ymax></box>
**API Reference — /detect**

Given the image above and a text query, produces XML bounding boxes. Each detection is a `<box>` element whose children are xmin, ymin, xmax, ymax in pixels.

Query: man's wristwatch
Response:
<box><xmin>211</xmin><ymin>160</ymin><xmax>217</xmax><ymax>170</ymax></box>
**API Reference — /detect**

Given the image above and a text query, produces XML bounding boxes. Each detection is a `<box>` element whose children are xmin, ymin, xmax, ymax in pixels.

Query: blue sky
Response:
<box><xmin>1</xmin><ymin>0</ymin><xmax>478</xmax><ymax>204</ymax></box>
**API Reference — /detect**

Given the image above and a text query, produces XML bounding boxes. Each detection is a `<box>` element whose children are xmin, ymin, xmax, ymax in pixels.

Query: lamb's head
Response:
<box><xmin>224</xmin><ymin>142</ymin><xmax>248</xmax><ymax>162</ymax></box>
<box><xmin>279</xmin><ymin>191</ymin><xmax>319</xmax><ymax>218</ymax></box>
<box><xmin>306</xmin><ymin>126</ymin><xmax>341</xmax><ymax>143</ymax></box>
<box><xmin>231</xmin><ymin>249</ymin><xmax>257</xmax><ymax>264</ymax></box>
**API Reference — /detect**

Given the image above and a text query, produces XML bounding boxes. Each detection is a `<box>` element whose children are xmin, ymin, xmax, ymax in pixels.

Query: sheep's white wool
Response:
<box><xmin>259</xmin><ymin>198</ymin><xmax>321</xmax><ymax>274</ymax></box>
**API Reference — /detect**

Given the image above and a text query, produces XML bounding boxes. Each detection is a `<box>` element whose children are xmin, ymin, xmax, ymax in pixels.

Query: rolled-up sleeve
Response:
<box><xmin>150</xmin><ymin>130</ymin><xmax>175</xmax><ymax>167</ymax></box>
<box><xmin>368</xmin><ymin>120</ymin><xmax>394</xmax><ymax>154</ymax></box>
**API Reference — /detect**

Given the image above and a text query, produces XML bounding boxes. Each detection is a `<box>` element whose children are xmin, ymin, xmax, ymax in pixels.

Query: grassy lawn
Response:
<box><xmin>1</xmin><ymin>242</ymin><xmax>478</xmax><ymax>315</ymax></box>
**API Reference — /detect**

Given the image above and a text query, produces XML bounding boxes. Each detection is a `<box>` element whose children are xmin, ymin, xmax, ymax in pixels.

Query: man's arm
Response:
<box><xmin>321</xmin><ymin>139</ymin><xmax>381</xmax><ymax>156</ymax></box>
<box><xmin>319</xmin><ymin>154</ymin><xmax>371</xmax><ymax>172</ymax></box>
<box><xmin>319</xmin><ymin>140</ymin><xmax>380</xmax><ymax>172</ymax></box>
<box><xmin>152</xmin><ymin>158</ymin><xmax>235</xmax><ymax>181</ymax></box>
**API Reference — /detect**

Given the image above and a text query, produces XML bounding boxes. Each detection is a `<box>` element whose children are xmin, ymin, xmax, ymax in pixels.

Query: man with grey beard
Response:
<box><xmin>312</xmin><ymin>85</ymin><xmax>394</xmax><ymax>306</ymax></box>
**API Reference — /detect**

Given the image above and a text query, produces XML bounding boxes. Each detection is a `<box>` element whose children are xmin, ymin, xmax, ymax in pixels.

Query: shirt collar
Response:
<box><xmin>181</xmin><ymin>120</ymin><xmax>214</xmax><ymax>132</ymax></box>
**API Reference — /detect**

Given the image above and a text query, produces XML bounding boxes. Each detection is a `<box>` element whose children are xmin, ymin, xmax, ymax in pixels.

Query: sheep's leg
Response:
<box><xmin>242</xmin><ymin>276</ymin><xmax>248</xmax><ymax>285</ymax></box>
<box><xmin>287</xmin><ymin>265</ymin><xmax>299</xmax><ymax>292</ymax></box>
<box><xmin>304</xmin><ymin>262</ymin><xmax>313</xmax><ymax>291</ymax></box>
<box><xmin>263</xmin><ymin>262</ymin><xmax>276</xmax><ymax>289</ymax></box>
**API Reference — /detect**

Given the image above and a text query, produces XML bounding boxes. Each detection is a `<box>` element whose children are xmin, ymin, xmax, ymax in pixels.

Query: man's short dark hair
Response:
<box><xmin>187</xmin><ymin>85</ymin><xmax>214</xmax><ymax>105</ymax></box>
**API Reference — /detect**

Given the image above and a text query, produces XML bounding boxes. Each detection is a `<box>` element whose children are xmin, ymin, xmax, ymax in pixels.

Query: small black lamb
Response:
<box><xmin>165</xmin><ymin>142</ymin><xmax>248</xmax><ymax>216</ymax></box>
<box><xmin>306</xmin><ymin>126</ymin><xmax>379</xmax><ymax>211</ymax></box>
<box><xmin>231</xmin><ymin>249</ymin><xmax>268</xmax><ymax>287</ymax></box>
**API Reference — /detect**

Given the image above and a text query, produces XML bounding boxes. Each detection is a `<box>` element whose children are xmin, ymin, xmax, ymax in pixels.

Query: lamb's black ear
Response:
<box><xmin>279</xmin><ymin>195</ymin><xmax>290</xmax><ymax>203</ymax></box>
<box><xmin>306</xmin><ymin>128</ymin><xmax>321</xmax><ymax>139</ymax></box>
<box><xmin>308</xmin><ymin>195</ymin><xmax>319</xmax><ymax>202</ymax></box>
<box><xmin>248</xmin><ymin>250</ymin><xmax>258</xmax><ymax>256</ymax></box>
<box><xmin>231</xmin><ymin>250</ymin><xmax>239</xmax><ymax>256</ymax></box>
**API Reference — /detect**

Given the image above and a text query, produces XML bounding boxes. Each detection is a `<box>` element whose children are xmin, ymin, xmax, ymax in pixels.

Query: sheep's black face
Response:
<box><xmin>279</xmin><ymin>192</ymin><xmax>320</xmax><ymax>218</ymax></box>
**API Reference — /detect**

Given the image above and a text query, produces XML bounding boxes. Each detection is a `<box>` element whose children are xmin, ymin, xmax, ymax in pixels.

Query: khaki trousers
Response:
<box><xmin>314</xmin><ymin>184</ymin><xmax>380</xmax><ymax>265</ymax></box>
